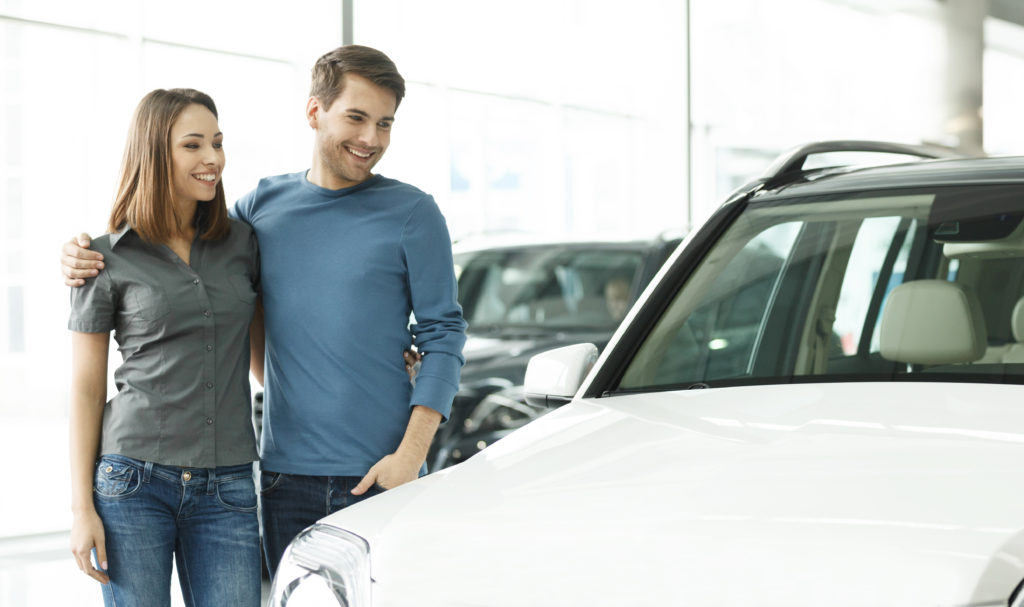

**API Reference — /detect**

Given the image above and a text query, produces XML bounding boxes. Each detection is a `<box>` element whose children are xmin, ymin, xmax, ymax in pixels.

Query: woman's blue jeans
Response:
<box><xmin>92</xmin><ymin>454</ymin><xmax>261</xmax><ymax>607</ymax></box>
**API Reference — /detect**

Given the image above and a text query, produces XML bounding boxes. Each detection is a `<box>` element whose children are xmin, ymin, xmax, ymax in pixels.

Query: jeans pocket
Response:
<box><xmin>94</xmin><ymin>456</ymin><xmax>142</xmax><ymax>499</ymax></box>
<box><xmin>216</xmin><ymin>475</ymin><xmax>257</xmax><ymax>512</ymax></box>
<box><xmin>259</xmin><ymin>471</ymin><xmax>285</xmax><ymax>496</ymax></box>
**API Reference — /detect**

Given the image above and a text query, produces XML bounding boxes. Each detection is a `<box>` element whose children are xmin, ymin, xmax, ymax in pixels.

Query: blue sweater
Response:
<box><xmin>232</xmin><ymin>172</ymin><xmax>466</xmax><ymax>476</ymax></box>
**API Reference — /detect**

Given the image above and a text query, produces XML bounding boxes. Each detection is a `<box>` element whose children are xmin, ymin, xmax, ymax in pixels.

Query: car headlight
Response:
<box><xmin>462</xmin><ymin>386</ymin><xmax>550</xmax><ymax>434</ymax></box>
<box><xmin>269</xmin><ymin>524</ymin><xmax>371</xmax><ymax>607</ymax></box>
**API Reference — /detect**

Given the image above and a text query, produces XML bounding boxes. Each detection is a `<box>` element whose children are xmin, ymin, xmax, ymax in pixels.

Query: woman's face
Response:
<box><xmin>169</xmin><ymin>103</ymin><xmax>224</xmax><ymax>207</ymax></box>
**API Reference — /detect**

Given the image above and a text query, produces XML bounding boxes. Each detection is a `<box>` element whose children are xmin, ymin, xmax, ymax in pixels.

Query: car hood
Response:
<box><xmin>459</xmin><ymin>331</ymin><xmax>612</xmax><ymax>386</ymax></box>
<box><xmin>322</xmin><ymin>381</ymin><xmax>1024</xmax><ymax>606</ymax></box>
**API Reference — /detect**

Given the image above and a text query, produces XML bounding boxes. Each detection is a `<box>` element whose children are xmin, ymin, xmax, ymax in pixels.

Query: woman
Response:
<box><xmin>68</xmin><ymin>88</ymin><xmax>262</xmax><ymax>606</ymax></box>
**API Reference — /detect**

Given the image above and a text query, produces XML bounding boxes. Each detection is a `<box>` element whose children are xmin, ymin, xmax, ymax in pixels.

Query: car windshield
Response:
<box><xmin>456</xmin><ymin>246</ymin><xmax>644</xmax><ymax>332</ymax></box>
<box><xmin>616</xmin><ymin>184</ymin><xmax>1024</xmax><ymax>391</ymax></box>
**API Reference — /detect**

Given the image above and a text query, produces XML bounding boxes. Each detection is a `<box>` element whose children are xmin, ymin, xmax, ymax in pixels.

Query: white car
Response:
<box><xmin>270</xmin><ymin>141</ymin><xmax>1024</xmax><ymax>607</ymax></box>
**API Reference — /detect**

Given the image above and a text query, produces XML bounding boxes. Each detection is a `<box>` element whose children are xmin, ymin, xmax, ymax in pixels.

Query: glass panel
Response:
<box><xmin>616</xmin><ymin>186</ymin><xmax>1024</xmax><ymax>391</ymax></box>
<box><xmin>456</xmin><ymin>247</ymin><xmax>644</xmax><ymax>331</ymax></box>
<box><xmin>620</xmin><ymin>221</ymin><xmax>799</xmax><ymax>388</ymax></box>
<box><xmin>7</xmin><ymin>286</ymin><xmax>23</xmax><ymax>352</ymax></box>
<box><xmin>833</xmin><ymin>216</ymin><xmax>907</xmax><ymax>356</ymax></box>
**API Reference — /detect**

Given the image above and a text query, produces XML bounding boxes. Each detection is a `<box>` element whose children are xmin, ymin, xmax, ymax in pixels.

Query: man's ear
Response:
<box><xmin>306</xmin><ymin>96</ymin><xmax>320</xmax><ymax>129</ymax></box>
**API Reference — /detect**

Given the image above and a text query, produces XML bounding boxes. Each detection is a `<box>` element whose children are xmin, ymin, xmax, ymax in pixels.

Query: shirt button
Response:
<box><xmin>203</xmin><ymin>310</ymin><xmax>211</xmax><ymax>317</ymax></box>
<box><xmin>206</xmin><ymin>381</ymin><xmax>214</xmax><ymax>389</ymax></box>
<box><xmin>182</xmin><ymin>471</ymin><xmax>192</xmax><ymax>481</ymax></box>
<box><xmin>206</xmin><ymin>345</ymin><xmax>213</xmax><ymax>352</ymax></box>
<box><xmin>193</xmin><ymin>278</ymin><xmax>200</xmax><ymax>285</ymax></box>
<box><xmin>205</xmin><ymin>417</ymin><xmax>214</xmax><ymax>425</ymax></box>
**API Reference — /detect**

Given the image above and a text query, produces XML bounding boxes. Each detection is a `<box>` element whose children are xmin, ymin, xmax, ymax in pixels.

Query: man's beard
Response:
<box><xmin>320</xmin><ymin>136</ymin><xmax>375</xmax><ymax>186</ymax></box>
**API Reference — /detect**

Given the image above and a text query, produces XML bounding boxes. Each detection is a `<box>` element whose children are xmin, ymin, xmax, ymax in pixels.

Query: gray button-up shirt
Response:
<box><xmin>69</xmin><ymin>220</ymin><xmax>260</xmax><ymax>468</ymax></box>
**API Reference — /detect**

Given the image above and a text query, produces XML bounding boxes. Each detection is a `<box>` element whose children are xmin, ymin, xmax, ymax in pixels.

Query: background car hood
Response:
<box><xmin>460</xmin><ymin>331</ymin><xmax>612</xmax><ymax>384</ymax></box>
<box><xmin>323</xmin><ymin>381</ymin><xmax>1024</xmax><ymax>606</ymax></box>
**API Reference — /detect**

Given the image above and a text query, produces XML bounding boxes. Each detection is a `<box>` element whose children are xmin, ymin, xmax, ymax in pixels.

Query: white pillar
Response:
<box><xmin>944</xmin><ymin>0</ymin><xmax>987</xmax><ymax>156</ymax></box>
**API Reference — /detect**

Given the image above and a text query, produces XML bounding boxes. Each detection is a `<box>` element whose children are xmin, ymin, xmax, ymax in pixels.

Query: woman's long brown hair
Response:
<box><xmin>108</xmin><ymin>88</ymin><xmax>229</xmax><ymax>242</ymax></box>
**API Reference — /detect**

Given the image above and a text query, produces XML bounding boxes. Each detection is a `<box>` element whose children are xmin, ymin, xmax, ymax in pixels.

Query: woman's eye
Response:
<box><xmin>185</xmin><ymin>143</ymin><xmax>199</xmax><ymax>149</ymax></box>
<box><xmin>213</xmin><ymin>142</ymin><xmax>223</xmax><ymax>149</ymax></box>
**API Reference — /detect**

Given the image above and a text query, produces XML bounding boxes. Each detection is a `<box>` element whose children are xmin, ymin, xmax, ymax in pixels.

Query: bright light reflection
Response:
<box><xmin>699</xmin><ymin>417</ymin><xmax>1024</xmax><ymax>444</ymax></box>
<box><xmin>893</xmin><ymin>425</ymin><xmax>1024</xmax><ymax>444</ymax></box>
<box><xmin>773</xmin><ymin>517</ymin><xmax>962</xmax><ymax>532</ymax></box>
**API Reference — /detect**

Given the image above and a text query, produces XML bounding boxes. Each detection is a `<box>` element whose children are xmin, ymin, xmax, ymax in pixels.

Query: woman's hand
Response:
<box><xmin>70</xmin><ymin>509</ymin><xmax>109</xmax><ymax>584</ymax></box>
<box><xmin>404</xmin><ymin>348</ymin><xmax>422</xmax><ymax>382</ymax></box>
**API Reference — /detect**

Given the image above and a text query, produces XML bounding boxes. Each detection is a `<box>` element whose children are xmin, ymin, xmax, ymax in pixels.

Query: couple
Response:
<box><xmin>64</xmin><ymin>45</ymin><xmax>467</xmax><ymax>606</ymax></box>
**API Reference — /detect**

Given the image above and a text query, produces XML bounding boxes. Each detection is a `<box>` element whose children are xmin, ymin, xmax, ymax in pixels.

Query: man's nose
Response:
<box><xmin>356</xmin><ymin>122</ymin><xmax>379</xmax><ymax>147</ymax></box>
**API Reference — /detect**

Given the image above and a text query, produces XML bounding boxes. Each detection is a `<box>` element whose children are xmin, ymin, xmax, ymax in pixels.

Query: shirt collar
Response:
<box><xmin>108</xmin><ymin>224</ymin><xmax>133</xmax><ymax>249</ymax></box>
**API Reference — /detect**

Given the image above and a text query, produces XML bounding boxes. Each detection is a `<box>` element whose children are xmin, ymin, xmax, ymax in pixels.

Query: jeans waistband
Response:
<box><xmin>100</xmin><ymin>454</ymin><xmax>254</xmax><ymax>492</ymax></box>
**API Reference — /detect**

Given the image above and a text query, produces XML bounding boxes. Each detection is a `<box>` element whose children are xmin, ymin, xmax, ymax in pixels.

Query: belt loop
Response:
<box><xmin>207</xmin><ymin>468</ymin><xmax>216</xmax><ymax>495</ymax></box>
<box><xmin>142</xmin><ymin>461</ymin><xmax>153</xmax><ymax>483</ymax></box>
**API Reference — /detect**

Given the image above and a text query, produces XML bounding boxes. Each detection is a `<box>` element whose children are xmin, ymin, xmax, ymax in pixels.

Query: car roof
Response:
<box><xmin>754</xmin><ymin>155</ymin><xmax>1024</xmax><ymax>201</ymax></box>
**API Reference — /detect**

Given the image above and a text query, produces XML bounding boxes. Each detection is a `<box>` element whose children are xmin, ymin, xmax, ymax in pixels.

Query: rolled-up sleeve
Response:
<box><xmin>68</xmin><ymin>270</ymin><xmax>116</xmax><ymax>333</ymax></box>
<box><xmin>401</xmin><ymin>196</ymin><xmax>467</xmax><ymax>419</ymax></box>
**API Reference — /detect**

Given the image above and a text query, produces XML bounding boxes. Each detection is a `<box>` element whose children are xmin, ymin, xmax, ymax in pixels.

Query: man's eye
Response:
<box><xmin>348</xmin><ymin>115</ymin><xmax>364</xmax><ymax>122</ymax></box>
<box><xmin>378</xmin><ymin>122</ymin><xmax>392</xmax><ymax>130</ymax></box>
<box><xmin>213</xmin><ymin>142</ymin><xmax>223</xmax><ymax>149</ymax></box>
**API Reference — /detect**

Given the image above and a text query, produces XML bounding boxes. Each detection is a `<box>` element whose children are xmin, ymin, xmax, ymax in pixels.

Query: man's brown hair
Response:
<box><xmin>309</xmin><ymin>45</ymin><xmax>406</xmax><ymax>111</ymax></box>
<box><xmin>108</xmin><ymin>88</ymin><xmax>229</xmax><ymax>243</ymax></box>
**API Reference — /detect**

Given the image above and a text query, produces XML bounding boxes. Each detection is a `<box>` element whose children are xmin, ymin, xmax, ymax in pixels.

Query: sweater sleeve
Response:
<box><xmin>230</xmin><ymin>189</ymin><xmax>255</xmax><ymax>224</ymax></box>
<box><xmin>401</xmin><ymin>196</ymin><xmax>467</xmax><ymax>420</ymax></box>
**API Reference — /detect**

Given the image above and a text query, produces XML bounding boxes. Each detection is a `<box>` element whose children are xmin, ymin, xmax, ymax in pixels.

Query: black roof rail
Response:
<box><xmin>760</xmin><ymin>140</ymin><xmax>963</xmax><ymax>185</ymax></box>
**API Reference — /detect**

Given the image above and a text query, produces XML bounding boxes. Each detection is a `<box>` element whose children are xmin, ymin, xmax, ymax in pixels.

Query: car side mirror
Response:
<box><xmin>524</xmin><ymin>343</ymin><xmax>599</xmax><ymax>408</ymax></box>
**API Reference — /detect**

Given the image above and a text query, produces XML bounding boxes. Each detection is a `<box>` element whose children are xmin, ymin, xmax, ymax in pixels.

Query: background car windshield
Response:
<box><xmin>456</xmin><ymin>247</ymin><xmax>643</xmax><ymax>331</ymax></box>
<box><xmin>617</xmin><ymin>185</ymin><xmax>1024</xmax><ymax>390</ymax></box>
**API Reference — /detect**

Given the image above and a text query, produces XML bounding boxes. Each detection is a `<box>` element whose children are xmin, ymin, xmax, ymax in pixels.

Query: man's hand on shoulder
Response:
<box><xmin>61</xmin><ymin>233</ymin><xmax>104</xmax><ymax>287</ymax></box>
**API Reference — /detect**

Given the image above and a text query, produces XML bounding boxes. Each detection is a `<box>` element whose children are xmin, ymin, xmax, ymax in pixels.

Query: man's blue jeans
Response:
<box><xmin>259</xmin><ymin>472</ymin><xmax>384</xmax><ymax>575</ymax></box>
<box><xmin>92</xmin><ymin>454</ymin><xmax>261</xmax><ymax>607</ymax></box>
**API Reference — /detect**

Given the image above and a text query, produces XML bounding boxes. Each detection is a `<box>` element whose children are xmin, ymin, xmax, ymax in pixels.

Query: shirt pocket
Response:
<box><xmin>228</xmin><ymin>274</ymin><xmax>258</xmax><ymax>304</ymax></box>
<box><xmin>131</xmin><ymin>286</ymin><xmax>171</xmax><ymax>322</ymax></box>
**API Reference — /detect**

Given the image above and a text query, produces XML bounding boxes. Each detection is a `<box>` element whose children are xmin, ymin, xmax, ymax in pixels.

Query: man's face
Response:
<box><xmin>308</xmin><ymin>73</ymin><xmax>396</xmax><ymax>189</ymax></box>
<box><xmin>605</xmin><ymin>278</ymin><xmax>631</xmax><ymax>322</ymax></box>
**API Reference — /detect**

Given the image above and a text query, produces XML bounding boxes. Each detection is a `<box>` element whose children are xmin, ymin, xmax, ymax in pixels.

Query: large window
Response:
<box><xmin>0</xmin><ymin>1</ymin><xmax>340</xmax><ymax>540</ymax></box>
<box><xmin>4</xmin><ymin>0</ymin><xmax>1024</xmax><ymax>542</ymax></box>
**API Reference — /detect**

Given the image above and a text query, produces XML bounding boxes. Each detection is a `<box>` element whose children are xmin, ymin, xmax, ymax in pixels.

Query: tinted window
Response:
<box><xmin>456</xmin><ymin>247</ymin><xmax>644</xmax><ymax>331</ymax></box>
<box><xmin>617</xmin><ymin>186</ymin><xmax>1024</xmax><ymax>390</ymax></box>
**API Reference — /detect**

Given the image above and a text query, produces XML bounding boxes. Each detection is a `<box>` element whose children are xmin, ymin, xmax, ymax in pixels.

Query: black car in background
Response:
<box><xmin>426</xmin><ymin>235</ymin><xmax>682</xmax><ymax>470</ymax></box>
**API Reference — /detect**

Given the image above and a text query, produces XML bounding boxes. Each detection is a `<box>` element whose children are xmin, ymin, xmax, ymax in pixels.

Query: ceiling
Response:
<box><xmin>989</xmin><ymin>0</ymin><xmax>1024</xmax><ymax>27</ymax></box>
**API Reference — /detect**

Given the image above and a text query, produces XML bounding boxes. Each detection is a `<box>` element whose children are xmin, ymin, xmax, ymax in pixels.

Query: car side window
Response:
<box><xmin>457</xmin><ymin>247</ymin><xmax>644</xmax><ymax>330</ymax></box>
<box><xmin>606</xmin><ymin>185</ymin><xmax>1024</xmax><ymax>396</ymax></box>
<box><xmin>619</xmin><ymin>221</ymin><xmax>801</xmax><ymax>388</ymax></box>
<box><xmin>616</xmin><ymin>194</ymin><xmax>939</xmax><ymax>390</ymax></box>
<box><xmin>831</xmin><ymin>216</ymin><xmax>915</xmax><ymax>359</ymax></box>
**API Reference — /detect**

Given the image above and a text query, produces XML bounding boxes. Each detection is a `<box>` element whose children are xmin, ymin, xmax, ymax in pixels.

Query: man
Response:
<box><xmin>603</xmin><ymin>275</ymin><xmax>632</xmax><ymax>323</ymax></box>
<box><xmin>61</xmin><ymin>45</ymin><xmax>467</xmax><ymax>574</ymax></box>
